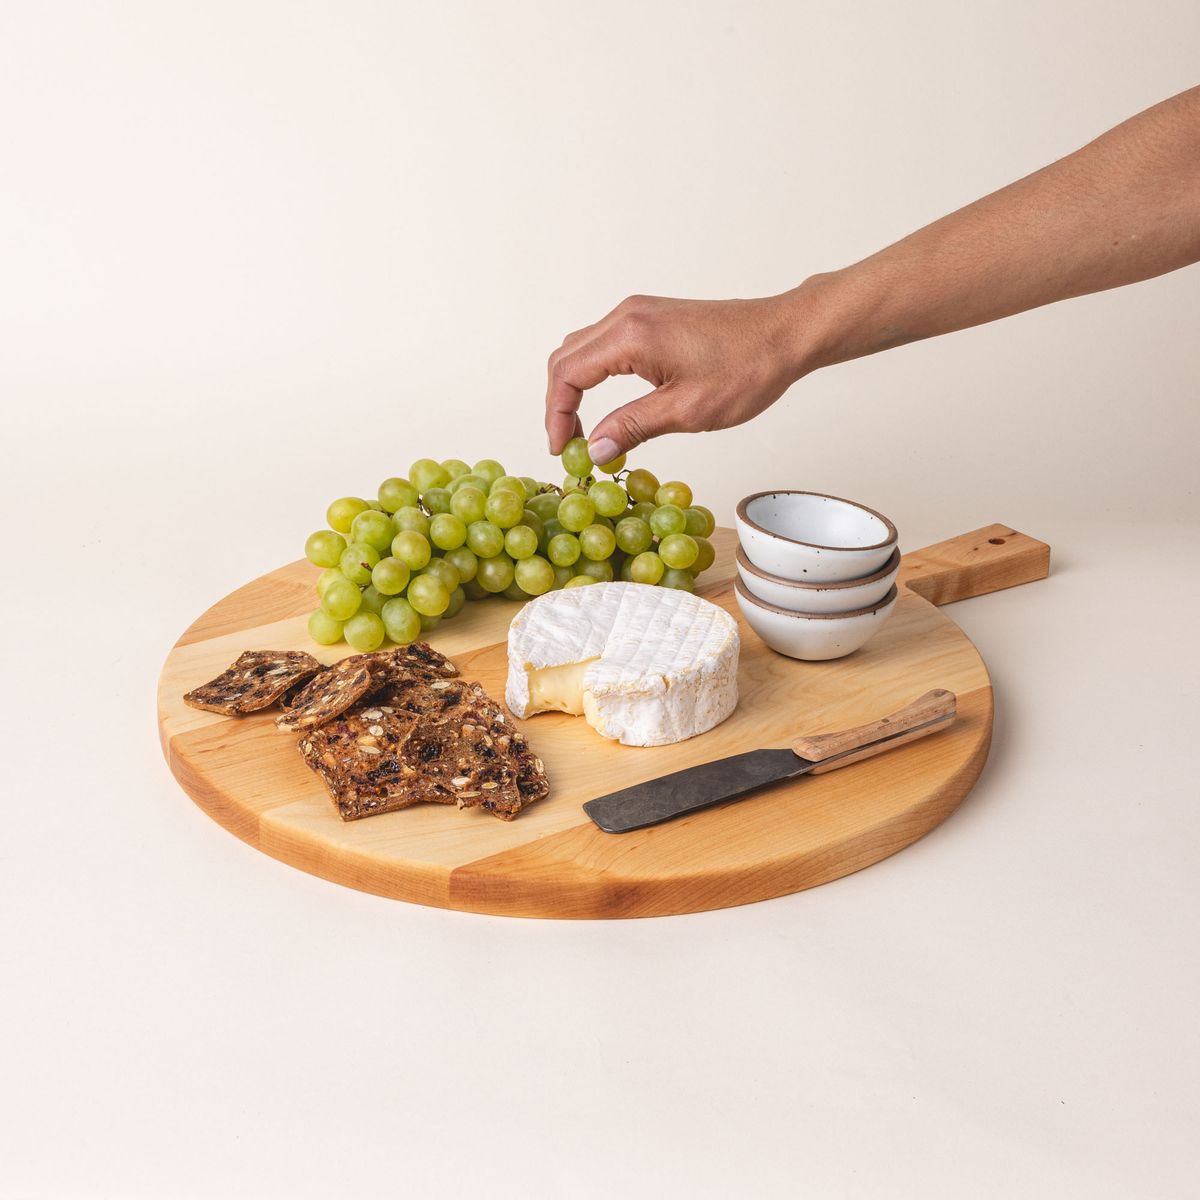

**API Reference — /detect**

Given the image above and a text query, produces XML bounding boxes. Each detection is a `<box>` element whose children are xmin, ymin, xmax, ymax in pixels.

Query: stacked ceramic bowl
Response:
<box><xmin>733</xmin><ymin>491</ymin><xmax>900</xmax><ymax>661</ymax></box>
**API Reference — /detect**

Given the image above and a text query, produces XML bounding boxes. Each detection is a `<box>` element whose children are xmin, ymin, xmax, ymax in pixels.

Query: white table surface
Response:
<box><xmin>3</xmin><ymin>3</ymin><xmax>1199</xmax><ymax>1195</ymax></box>
<box><xmin>5</xmin><ymin>506</ymin><xmax>1198</xmax><ymax>1198</ymax></box>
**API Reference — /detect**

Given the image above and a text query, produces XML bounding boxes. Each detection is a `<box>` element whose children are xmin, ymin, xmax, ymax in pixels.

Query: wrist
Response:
<box><xmin>770</xmin><ymin>272</ymin><xmax>858</xmax><ymax>380</ymax></box>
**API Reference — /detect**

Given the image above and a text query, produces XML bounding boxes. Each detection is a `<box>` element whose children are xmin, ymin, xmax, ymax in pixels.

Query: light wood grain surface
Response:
<box><xmin>156</xmin><ymin>524</ymin><xmax>1049</xmax><ymax>917</ymax></box>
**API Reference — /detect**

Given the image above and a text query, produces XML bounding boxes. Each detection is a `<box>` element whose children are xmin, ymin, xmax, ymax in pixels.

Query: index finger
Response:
<box><xmin>545</xmin><ymin>352</ymin><xmax>585</xmax><ymax>454</ymax></box>
<box><xmin>545</xmin><ymin>334</ymin><xmax>631</xmax><ymax>454</ymax></box>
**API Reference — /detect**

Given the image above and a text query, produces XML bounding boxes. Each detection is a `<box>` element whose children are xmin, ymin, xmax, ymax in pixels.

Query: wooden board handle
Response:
<box><xmin>792</xmin><ymin>689</ymin><xmax>957</xmax><ymax>774</ymax></box>
<box><xmin>901</xmin><ymin>525</ymin><xmax>1050</xmax><ymax>606</ymax></box>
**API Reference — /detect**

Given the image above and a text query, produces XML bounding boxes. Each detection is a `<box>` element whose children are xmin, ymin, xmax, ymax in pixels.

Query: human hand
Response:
<box><xmin>544</xmin><ymin>292</ymin><xmax>814</xmax><ymax>462</ymax></box>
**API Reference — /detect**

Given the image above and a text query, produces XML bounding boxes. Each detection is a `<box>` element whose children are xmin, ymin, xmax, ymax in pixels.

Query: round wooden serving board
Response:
<box><xmin>157</xmin><ymin>524</ymin><xmax>1049</xmax><ymax>918</ymax></box>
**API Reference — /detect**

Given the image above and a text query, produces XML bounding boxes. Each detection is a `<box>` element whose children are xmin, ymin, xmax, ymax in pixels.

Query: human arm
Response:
<box><xmin>545</xmin><ymin>85</ymin><xmax>1200</xmax><ymax>461</ymax></box>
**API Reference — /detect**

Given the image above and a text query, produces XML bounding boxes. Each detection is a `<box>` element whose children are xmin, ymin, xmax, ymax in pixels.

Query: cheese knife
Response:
<box><xmin>583</xmin><ymin>689</ymin><xmax>957</xmax><ymax>833</ymax></box>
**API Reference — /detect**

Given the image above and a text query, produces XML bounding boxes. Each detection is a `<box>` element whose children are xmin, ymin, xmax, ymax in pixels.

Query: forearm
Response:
<box><xmin>792</xmin><ymin>85</ymin><xmax>1200</xmax><ymax>372</ymax></box>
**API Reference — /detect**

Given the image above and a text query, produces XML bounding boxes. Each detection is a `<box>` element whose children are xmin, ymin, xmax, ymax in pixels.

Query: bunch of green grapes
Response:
<box><xmin>301</xmin><ymin>444</ymin><xmax>717</xmax><ymax>650</ymax></box>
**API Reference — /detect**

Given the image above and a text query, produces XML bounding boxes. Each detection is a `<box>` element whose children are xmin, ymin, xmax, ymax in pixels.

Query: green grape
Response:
<box><xmin>305</xmin><ymin>529</ymin><xmax>347</xmax><ymax>568</ymax></box>
<box><xmin>430</xmin><ymin>512</ymin><xmax>467</xmax><ymax>551</ymax></box>
<box><xmin>315</xmin><ymin>566</ymin><xmax>341</xmax><ymax>597</ymax></box>
<box><xmin>660</xmin><ymin>567</ymin><xmax>695</xmax><ymax>591</ymax></box>
<box><xmin>503</xmin><ymin>580</ymin><xmax>531</xmax><ymax>602</ymax></box>
<box><xmin>658</xmin><ymin>533</ymin><xmax>699</xmax><ymax>570</ymax></box>
<box><xmin>595</xmin><ymin>449</ymin><xmax>626</xmax><ymax>473</ymax></box>
<box><xmin>615</xmin><ymin>516</ymin><xmax>653</xmax><ymax>555</ymax></box>
<box><xmin>321</xmin><ymin>576</ymin><xmax>363</xmax><ymax>620</ymax></box>
<box><xmin>515</xmin><ymin>554</ymin><xmax>555</xmax><ymax>596</ymax></box>
<box><xmin>307</xmin><ymin>609</ymin><xmax>344</xmax><ymax>645</ymax></box>
<box><xmin>419</xmin><ymin>613</ymin><xmax>442</xmax><ymax>632</ymax></box>
<box><xmin>381</xmin><ymin>596</ymin><xmax>419</xmax><ymax>644</ymax></box>
<box><xmin>393</xmin><ymin>506</ymin><xmax>430</xmax><ymax>537</ymax></box>
<box><xmin>477</xmin><ymin>553</ymin><xmax>515</xmax><ymax>593</ymax></box>
<box><xmin>449</xmin><ymin>472</ymin><xmax>488</xmax><ymax>494</ymax></box>
<box><xmin>359</xmin><ymin>584</ymin><xmax>388</xmax><ymax>615</ymax></box>
<box><xmin>462</xmin><ymin>578</ymin><xmax>489</xmax><ymax>601</ymax></box>
<box><xmin>689</xmin><ymin>505</ymin><xmax>716</xmax><ymax>538</ymax></box>
<box><xmin>490</xmin><ymin>475</ymin><xmax>527</xmax><ymax>502</ymax></box>
<box><xmin>649</xmin><ymin>504</ymin><xmax>686</xmax><ymax>538</ymax></box>
<box><xmin>391</xmin><ymin>529</ymin><xmax>432</xmax><ymax>570</ymax></box>
<box><xmin>505</xmin><ymin>525</ymin><xmax>538</xmax><ymax>560</ymax></box>
<box><xmin>592</xmin><ymin>514</ymin><xmax>614</xmax><ymax>531</ymax></box>
<box><xmin>441</xmin><ymin>458</ymin><xmax>471</xmax><ymax>480</ymax></box>
<box><xmin>542</xmin><ymin>516</ymin><xmax>565</xmax><ymax>544</ymax></box>
<box><xmin>344</xmin><ymin>610</ymin><xmax>385</xmax><ymax>651</ymax></box>
<box><xmin>377</xmin><ymin>478</ymin><xmax>419</xmax><ymax>513</ymax></box>
<box><xmin>630</xmin><ymin>551</ymin><xmax>665</xmax><ymax>585</ymax></box>
<box><xmin>351</xmin><ymin>509</ymin><xmax>396</xmax><ymax>553</ymax></box>
<box><xmin>576</xmin><ymin>558</ymin><xmax>614</xmax><ymax>582</ymax></box>
<box><xmin>520</xmin><ymin>509</ymin><xmax>544</xmax><ymax>540</ymax></box>
<box><xmin>588</xmin><ymin>480</ymin><xmax>628</xmax><ymax>518</ymax></box>
<box><xmin>552</xmin><ymin>563</ymin><xmax>575</xmax><ymax>589</ymax></box>
<box><xmin>367</xmin><ymin>500</ymin><xmax>385</xmax><ymax>511</ymax></box>
<box><xmin>423</xmin><ymin>487</ymin><xmax>452</xmax><ymax>515</ymax></box>
<box><xmin>564</xmin><ymin>574</ymin><xmax>597</xmax><ymax>588</ymax></box>
<box><xmin>619</xmin><ymin>556</ymin><xmax>636</xmax><ymax>581</ymax></box>
<box><xmin>473</xmin><ymin>459</ymin><xmax>506</xmax><ymax>486</ymax></box>
<box><xmin>558</xmin><ymin>493</ymin><xmax>595</xmax><ymax>532</ymax></box>
<box><xmin>547</xmin><ymin>532</ymin><xmax>581</xmax><ymax>567</ymax></box>
<box><xmin>562</xmin><ymin>473</ymin><xmax>592</xmax><ymax>493</ymax></box>
<box><xmin>371</xmin><ymin>557</ymin><xmax>411</xmax><ymax>596</ymax></box>
<box><xmin>519</xmin><ymin>476</ymin><xmax>541</xmax><ymax>497</ymax></box>
<box><xmin>466</xmin><ymin>520</ymin><xmax>504</xmax><ymax>558</ymax></box>
<box><xmin>527</xmin><ymin>492</ymin><xmax>562</xmax><ymax>522</ymax></box>
<box><xmin>410</xmin><ymin>458</ymin><xmax>450</xmax><ymax>493</ymax></box>
<box><xmin>561</xmin><ymin>436</ymin><xmax>592</xmax><ymax>478</ymax></box>
<box><xmin>656</xmin><ymin>481</ymin><xmax>693</xmax><ymax>508</ymax></box>
<box><xmin>408</xmin><ymin>573</ymin><xmax>450</xmax><ymax>616</ymax></box>
<box><xmin>450</xmin><ymin>484</ymin><xmax>487</xmax><ymax>524</ymax></box>
<box><xmin>423</xmin><ymin>557</ymin><xmax>461</xmax><ymax>591</ymax></box>
<box><xmin>692</xmin><ymin>537</ymin><xmax>716</xmax><ymax>573</ymax></box>
<box><xmin>339</xmin><ymin>541</ymin><xmax>380</xmax><ymax>585</ymax></box>
<box><xmin>327</xmin><ymin>496</ymin><xmax>370</xmax><ymax>533</ymax></box>
<box><xmin>630</xmin><ymin>500</ymin><xmax>657</xmax><ymax>523</ymax></box>
<box><xmin>625</xmin><ymin>469</ymin><xmax>660</xmax><ymax>504</ymax></box>
<box><xmin>579</xmin><ymin>523</ymin><xmax>617</xmax><ymax>561</ymax></box>
<box><xmin>485</xmin><ymin>489</ymin><xmax>524</xmax><ymax>529</ymax></box>
<box><xmin>445</xmin><ymin>585</ymin><xmax>466</xmax><ymax>618</ymax></box>
<box><xmin>444</xmin><ymin>545</ymin><xmax>478</xmax><ymax>583</ymax></box>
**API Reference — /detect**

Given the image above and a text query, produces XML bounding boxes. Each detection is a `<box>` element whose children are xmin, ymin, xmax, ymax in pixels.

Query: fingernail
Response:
<box><xmin>588</xmin><ymin>437</ymin><xmax>620</xmax><ymax>466</ymax></box>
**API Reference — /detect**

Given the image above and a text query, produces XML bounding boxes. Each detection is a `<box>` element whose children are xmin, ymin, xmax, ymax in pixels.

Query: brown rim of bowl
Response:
<box><xmin>734</xmin><ymin>576</ymin><xmax>899</xmax><ymax>620</ymax></box>
<box><xmin>736</xmin><ymin>544</ymin><xmax>901</xmax><ymax>591</ymax></box>
<box><xmin>734</xmin><ymin>490</ymin><xmax>898</xmax><ymax>552</ymax></box>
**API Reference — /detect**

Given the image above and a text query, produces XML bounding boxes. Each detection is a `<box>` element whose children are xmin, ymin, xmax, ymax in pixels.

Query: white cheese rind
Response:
<box><xmin>505</xmin><ymin>582</ymin><xmax>740</xmax><ymax>746</ymax></box>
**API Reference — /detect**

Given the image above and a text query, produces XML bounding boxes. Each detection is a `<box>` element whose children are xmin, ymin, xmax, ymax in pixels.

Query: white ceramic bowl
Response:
<box><xmin>736</xmin><ymin>544</ymin><xmax>900</xmax><ymax>614</ymax></box>
<box><xmin>734</xmin><ymin>576</ymin><xmax>898</xmax><ymax>661</ymax></box>
<box><xmin>735</xmin><ymin>490</ymin><xmax>898</xmax><ymax>583</ymax></box>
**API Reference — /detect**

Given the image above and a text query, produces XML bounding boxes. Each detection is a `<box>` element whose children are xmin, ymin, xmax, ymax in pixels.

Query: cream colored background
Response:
<box><xmin>1</xmin><ymin>3</ymin><xmax>1198</xmax><ymax>1198</ymax></box>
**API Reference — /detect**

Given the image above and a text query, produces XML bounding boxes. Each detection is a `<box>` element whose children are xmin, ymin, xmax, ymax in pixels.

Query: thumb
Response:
<box><xmin>587</xmin><ymin>385</ymin><xmax>688</xmax><ymax>462</ymax></box>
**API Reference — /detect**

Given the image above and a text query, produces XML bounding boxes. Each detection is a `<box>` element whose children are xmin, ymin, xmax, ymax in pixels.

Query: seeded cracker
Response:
<box><xmin>184</xmin><ymin>650</ymin><xmax>322</xmax><ymax>716</ymax></box>
<box><xmin>342</xmin><ymin>643</ymin><xmax>459</xmax><ymax>691</ymax></box>
<box><xmin>300</xmin><ymin>677</ymin><xmax>550</xmax><ymax>821</ymax></box>
<box><xmin>275</xmin><ymin>659</ymin><xmax>373</xmax><ymax>731</ymax></box>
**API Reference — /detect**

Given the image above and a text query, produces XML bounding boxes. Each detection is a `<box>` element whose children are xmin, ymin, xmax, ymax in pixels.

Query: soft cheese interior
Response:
<box><xmin>506</xmin><ymin>582</ymin><xmax>740</xmax><ymax>747</ymax></box>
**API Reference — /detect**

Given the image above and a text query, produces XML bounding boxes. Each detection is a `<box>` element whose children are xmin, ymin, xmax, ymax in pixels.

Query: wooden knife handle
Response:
<box><xmin>791</xmin><ymin>689</ymin><xmax>957</xmax><ymax>774</ymax></box>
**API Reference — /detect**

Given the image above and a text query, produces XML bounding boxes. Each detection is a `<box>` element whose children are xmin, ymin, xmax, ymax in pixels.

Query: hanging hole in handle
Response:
<box><xmin>988</xmin><ymin>537</ymin><xmax>1005</xmax><ymax>545</ymax></box>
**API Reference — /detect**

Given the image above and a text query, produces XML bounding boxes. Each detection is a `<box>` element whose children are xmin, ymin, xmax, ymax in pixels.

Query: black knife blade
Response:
<box><xmin>582</xmin><ymin>748</ymin><xmax>812</xmax><ymax>833</ymax></box>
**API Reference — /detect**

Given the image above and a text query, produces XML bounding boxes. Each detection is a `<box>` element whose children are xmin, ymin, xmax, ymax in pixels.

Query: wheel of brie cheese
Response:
<box><xmin>505</xmin><ymin>581</ymin><xmax>740</xmax><ymax>746</ymax></box>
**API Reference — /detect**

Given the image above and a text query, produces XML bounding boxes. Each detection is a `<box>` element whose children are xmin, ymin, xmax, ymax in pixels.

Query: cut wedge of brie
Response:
<box><xmin>506</xmin><ymin>582</ymin><xmax>740</xmax><ymax>747</ymax></box>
